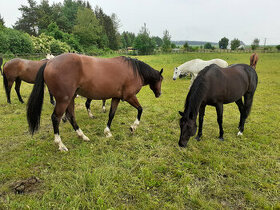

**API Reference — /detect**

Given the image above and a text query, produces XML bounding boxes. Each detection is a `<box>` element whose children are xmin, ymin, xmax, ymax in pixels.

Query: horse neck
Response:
<box><xmin>184</xmin><ymin>77</ymin><xmax>206</xmax><ymax>120</ymax></box>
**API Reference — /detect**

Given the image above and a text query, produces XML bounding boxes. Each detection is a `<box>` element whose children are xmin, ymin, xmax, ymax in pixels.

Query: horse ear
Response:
<box><xmin>178</xmin><ymin>111</ymin><xmax>184</xmax><ymax>116</ymax></box>
<box><xmin>160</xmin><ymin>68</ymin><xmax>163</xmax><ymax>75</ymax></box>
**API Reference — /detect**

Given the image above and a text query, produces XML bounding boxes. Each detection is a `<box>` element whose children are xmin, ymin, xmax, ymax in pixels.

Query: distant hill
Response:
<box><xmin>172</xmin><ymin>40</ymin><xmax>246</xmax><ymax>46</ymax></box>
<box><xmin>172</xmin><ymin>40</ymin><xmax>218</xmax><ymax>46</ymax></box>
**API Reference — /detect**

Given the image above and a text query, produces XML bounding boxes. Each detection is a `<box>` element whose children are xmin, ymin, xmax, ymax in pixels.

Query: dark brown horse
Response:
<box><xmin>0</xmin><ymin>57</ymin><xmax>3</xmax><ymax>75</ymax></box>
<box><xmin>27</xmin><ymin>53</ymin><xmax>163</xmax><ymax>151</ymax></box>
<box><xmin>2</xmin><ymin>58</ymin><xmax>55</xmax><ymax>104</ymax></box>
<box><xmin>178</xmin><ymin>58</ymin><xmax>258</xmax><ymax>147</ymax></box>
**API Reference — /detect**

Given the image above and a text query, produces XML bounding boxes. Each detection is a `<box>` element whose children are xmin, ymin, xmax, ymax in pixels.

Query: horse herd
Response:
<box><xmin>0</xmin><ymin>53</ymin><xmax>258</xmax><ymax>151</ymax></box>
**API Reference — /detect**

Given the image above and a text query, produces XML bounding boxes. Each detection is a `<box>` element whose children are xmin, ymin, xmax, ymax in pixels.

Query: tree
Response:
<box><xmin>133</xmin><ymin>23</ymin><xmax>156</xmax><ymax>55</ymax></box>
<box><xmin>183</xmin><ymin>41</ymin><xmax>189</xmax><ymax>50</ymax></box>
<box><xmin>0</xmin><ymin>14</ymin><xmax>5</xmax><ymax>26</ymax></box>
<box><xmin>230</xmin><ymin>38</ymin><xmax>241</xmax><ymax>50</ymax></box>
<box><xmin>218</xmin><ymin>37</ymin><xmax>229</xmax><ymax>49</ymax></box>
<box><xmin>251</xmin><ymin>38</ymin><xmax>260</xmax><ymax>50</ymax></box>
<box><xmin>73</xmin><ymin>7</ymin><xmax>102</xmax><ymax>49</ymax></box>
<box><xmin>14</xmin><ymin>0</ymin><xmax>39</xmax><ymax>35</ymax></box>
<box><xmin>276</xmin><ymin>45</ymin><xmax>280</xmax><ymax>51</ymax></box>
<box><xmin>95</xmin><ymin>7</ymin><xmax>120</xmax><ymax>50</ymax></box>
<box><xmin>204</xmin><ymin>42</ymin><xmax>214</xmax><ymax>50</ymax></box>
<box><xmin>162</xmin><ymin>30</ymin><xmax>171</xmax><ymax>52</ymax></box>
<box><xmin>152</xmin><ymin>36</ymin><xmax>163</xmax><ymax>48</ymax></box>
<box><xmin>121</xmin><ymin>31</ymin><xmax>135</xmax><ymax>48</ymax></box>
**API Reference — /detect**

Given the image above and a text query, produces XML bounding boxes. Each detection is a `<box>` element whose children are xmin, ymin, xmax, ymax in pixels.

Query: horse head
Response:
<box><xmin>149</xmin><ymin>68</ymin><xmax>163</xmax><ymax>98</ymax></box>
<box><xmin>173</xmin><ymin>67</ymin><xmax>181</xmax><ymax>80</ymax></box>
<box><xmin>178</xmin><ymin>111</ymin><xmax>197</xmax><ymax>147</ymax></box>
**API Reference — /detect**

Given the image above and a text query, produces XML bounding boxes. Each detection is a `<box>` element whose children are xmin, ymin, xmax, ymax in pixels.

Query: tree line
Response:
<box><xmin>0</xmin><ymin>0</ymin><xmax>279</xmax><ymax>56</ymax></box>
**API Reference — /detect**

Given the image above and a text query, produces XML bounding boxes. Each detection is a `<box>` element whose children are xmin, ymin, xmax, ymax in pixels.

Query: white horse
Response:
<box><xmin>173</xmin><ymin>58</ymin><xmax>228</xmax><ymax>87</ymax></box>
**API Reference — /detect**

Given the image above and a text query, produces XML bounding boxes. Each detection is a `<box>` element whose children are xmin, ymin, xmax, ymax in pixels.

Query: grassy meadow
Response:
<box><xmin>0</xmin><ymin>53</ymin><xmax>279</xmax><ymax>209</ymax></box>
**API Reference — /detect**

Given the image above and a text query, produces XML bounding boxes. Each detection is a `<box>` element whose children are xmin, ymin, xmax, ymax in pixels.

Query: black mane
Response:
<box><xmin>183</xmin><ymin>64</ymin><xmax>215</xmax><ymax>118</ymax></box>
<box><xmin>121</xmin><ymin>56</ymin><xmax>160</xmax><ymax>85</ymax></box>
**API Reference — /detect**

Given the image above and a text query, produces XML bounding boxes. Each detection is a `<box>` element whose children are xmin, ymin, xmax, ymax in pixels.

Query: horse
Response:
<box><xmin>0</xmin><ymin>57</ymin><xmax>3</xmax><ymax>75</ymax></box>
<box><xmin>27</xmin><ymin>53</ymin><xmax>163</xmax><ymax>151</ymax></box>
<box><xmin>178</xmin><ymin>56</ymin><xmax>258</xmax><ymax>147</ymax></box>
<box><xmin>173</xmin><ymin>58</ymin><xmax>228</xmax><ymax>88</ymax></box>
<box><xmin>250</xmin><ymin>53</ymin><xmax>259</xmax><ymax>69</ymax></box>
<box><xmin>2</xmin><ymin>57</ymin><xmax>55</xmax><ymax>104</ymax></box>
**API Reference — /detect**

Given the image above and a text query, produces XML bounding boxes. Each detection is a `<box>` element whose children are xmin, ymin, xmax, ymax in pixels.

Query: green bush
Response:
<box><xmin>276</xmin><ymin>45</ymin><xmax>280</xmax><ymax>51</ymax></box>
<box><xmin>0</xmin><ymin>27</ymin><xmax>33</xmax><ymax>54</ymax></box>
<box><xmin>31</xmin><ymin>33</ymin><xmax>72</xmax><ymax>54</ymax></box>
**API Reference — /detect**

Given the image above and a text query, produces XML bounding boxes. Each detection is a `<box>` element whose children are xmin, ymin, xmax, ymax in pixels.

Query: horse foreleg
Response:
<box><xmin>215</xmin><ymin>104</ymin><xmax>224</xmax><ymax>141</ymax></box>
<box><xmin>85</xmin><ymin>98</ymin><xmax>94</xmax><ymax>118</ymax></box>
<box><xmin>67</xmin><ymin>97</ymin><xmax>90</xmax><ymax>142</ymax></box>
<box><xmin>126</xmin><ymin>96</ymin><xmax>143</xmax><ymax>133</ymax></box>
<box><xmin>104</xmin><ymin>98</ymin><xmax>120</xmax><ymax>137</ymax></box>
<box><xmin>196</xmin><ymin>104</ymin><xmax>206</xmax><ymax>141</ymax></box>
<box><xmin>102</xmin><ymin>99</ymin><xmax>106</xmax><ymax>112</ymax></box>
<box><xmin>189</xmin><ymin>73</ymin><xmax>197</xmax><ymax>89</ymax></box>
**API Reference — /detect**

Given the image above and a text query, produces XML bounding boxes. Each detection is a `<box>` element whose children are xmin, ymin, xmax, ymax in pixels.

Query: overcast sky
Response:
<box><xmin>0</xmin><ymin>0</ymin><xmax>279</xmax><ymax>45</ymax></box>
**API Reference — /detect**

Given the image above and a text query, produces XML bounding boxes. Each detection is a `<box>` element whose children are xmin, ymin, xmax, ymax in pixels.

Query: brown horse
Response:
<box><xmin>250</xmin><ymin>53</ymin><xmax>259</xmax><ymax>69</ymax></box>
<box><xmin>2</xmin><ymin>58</ymin><xmax>55</xmax><ymax>104</ymax></box>
<box><xmin>27</xmin><ymin>53</ymin><xmax>163</xmax><ymax>151</ymax></box>
<box><xmin>178</xmin><ymin>59</ymin><xmax>258</xmax><ymax>147</ymax></box>
<box><xmin>0</xmin><ymin>57</ymin><xmax>3</xmax><ymax>75</ymax></box>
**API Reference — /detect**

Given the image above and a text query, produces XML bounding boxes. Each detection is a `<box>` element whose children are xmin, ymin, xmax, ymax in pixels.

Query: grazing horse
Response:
<box><xmin>2</xmin><ymin>58</ymin><xmax>55</xmax><ymax>104</ymax></box>
<box><xmin>250</xmin><ymin>53</ymin><xmax>259</xmax><ymax>69</ymax></box>
<box><xmin>173</xmin><ymin>58</ymin><xmax>228</xmax><ymax>88</ymax></box>
<box><xmin>27</xmin><ymin>53</ymin><xmax>163</xmax><ymax>151</ymax></box>
<box><xmin>178</xmin><ymin>58</ymin><xmax>258</xmax><ymax>147</ymax></box>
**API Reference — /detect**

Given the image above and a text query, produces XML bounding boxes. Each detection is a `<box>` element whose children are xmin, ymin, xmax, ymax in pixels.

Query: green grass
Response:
<box><xmin>0</xmin><ymin>53</ymin><xmax>279</xmax><ymax>209</ymax></box>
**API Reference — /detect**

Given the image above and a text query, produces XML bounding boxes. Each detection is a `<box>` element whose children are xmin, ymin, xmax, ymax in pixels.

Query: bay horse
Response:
<box><xmin>178</xmin><ymin>57</ymin><xmax>258</xmax><ymax>147</ymax></box>
<box><xmin>27</xmin><ymin>53</ymin><xmax>163</xmax><ymax>151</ymax></box>
<box><xmin>2</xmin><ymin>58</ymin><xmax>55</xmax><ymax>104</ymax></box>
<box><xmin>173</xmin><ymin>58</ymin><xmax>228</xmax><ymax>88</ymax></box>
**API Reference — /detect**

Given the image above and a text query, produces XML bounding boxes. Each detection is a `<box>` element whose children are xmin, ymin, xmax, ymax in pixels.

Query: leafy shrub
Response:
<box><xmin>0</xmin><ymin>27</ymin><xmax>33</xmax><ymax>54</ymax></box>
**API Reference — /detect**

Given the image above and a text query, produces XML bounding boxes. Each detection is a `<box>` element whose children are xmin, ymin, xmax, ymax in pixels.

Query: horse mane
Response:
<box><xmin>121</xmin><ymin>56</ymin><xmax>160</xmax><ymax>84</ymax></box>
<box><xmin>183</xmin><ymin>65</ymin><xmax>214</xmax><ymax>118</ymax></box>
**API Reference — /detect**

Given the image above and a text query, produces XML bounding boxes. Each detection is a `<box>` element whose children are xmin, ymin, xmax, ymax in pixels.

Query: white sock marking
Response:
<box><xmin>237</xmin><ymin>131</ymin><xmax>243</xmax><ymax>136</ymax></box>
<box><xmin>104</xmin><ymin>126</ymin><xmax>112</xmax><ymax>138</ymax></box>
<box><xmin>76</xmin><ymin>128</ymin><xmax>90</xmax><ymax>141</ymax></box>
<box><xmin>54</xmin><ymin>134</ymin><xmax>68</xmax><ymax>151</ymax></box>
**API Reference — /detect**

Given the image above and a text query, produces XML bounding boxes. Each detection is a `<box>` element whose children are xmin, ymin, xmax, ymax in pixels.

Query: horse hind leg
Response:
<box><xmin>235</xmin><ymin>98</ymin><xmax>245</xmax><ymax>136</ymax></box>
<box><xmin>104</xmin><ymin>98</ymin><xmax>120</xmax><ymax>137</ymax></box>
<box><xmin>102</xmin><ymin>99</ymin><xmax>106</xmax><ymax>112</ymax></box>
<box><xmin>15</xmin><ymin>78</ymin><xmax>24</xmax><ymax>103</ymax></box>
<box><xmin>238</xmin><ymin>92</ymin><xmax>255</xmax><ymax>135</ymax></box>
<box><xmin>85</xmin><ymin>98</ymin><xmax>94</xmax><ymax>118</ymax></box>
<box><xmin>66</xmin><ymin>97</ymin><xmax>90</xmax><ymax>141</ymax></box>
<box><xmin>126</xmin><ymin>96</ymin><xmax>143</xmax><ymax>133</ymax></box>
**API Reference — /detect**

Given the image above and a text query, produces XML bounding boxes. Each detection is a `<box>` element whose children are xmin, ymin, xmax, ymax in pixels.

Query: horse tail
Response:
<box><xmin>250</xmin><ymin>53</ymin><xmax>258</xmax><ymax>69</ymax></box>
<box><xmin>27</xmin><ymin>62</ymin><xmax>47</xmax><ymax>135</ymax></box>
<box><xmin>0</xmin><ymin>57</ymin><xmax>3</xmax><ymax>75</ymax></box>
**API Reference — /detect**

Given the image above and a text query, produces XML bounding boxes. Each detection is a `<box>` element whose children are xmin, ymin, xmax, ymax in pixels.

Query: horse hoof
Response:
<box><xmin>102</xmin><ymin>107</ymin><xmax>106</xmax><ymax>113</ymax></box>
<box><xmin>218</xmin><ymin>137</ymin><xmax>224</xmax><ymax>141</ymax></box>
<box><xmin>83</xmin><ymin>136</ymin><xmax>90</xmax><ymax>141</ymax></box>
<box><xmin>59</xmin><ymin>145</ymin><xmax>68</xmax><ymax>152</ymax></box>
<box><xmin>195</xmin><ymin>136</ymin><xmax>201</xmax><ymax>141</ymax></box>
<box><xmin>104</xmin><ymin>127</ymin><xmax>113</xmax><ymax>138</ymax></box>
<box><xmin>237</xmin><ymin>131</ymin><xmax>243</xmax><ymax>136</ymax></box>
<box><xmin>130</xmin><ymin>126</ymin><xmax>136</xmax><ymax>133</ymax></box>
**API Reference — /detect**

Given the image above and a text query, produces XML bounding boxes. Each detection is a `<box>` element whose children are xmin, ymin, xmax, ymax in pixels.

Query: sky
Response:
<box><xmin>0</xmin><ymin>0</ymin><xmax>279</xmax><ymax>45</ymax></box>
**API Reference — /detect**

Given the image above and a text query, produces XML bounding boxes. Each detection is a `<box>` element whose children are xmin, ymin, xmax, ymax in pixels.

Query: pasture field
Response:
<box><xmin>0</xmin><ymin>53</ymin><xmax>279</xmax><ymax>209</ymax></box>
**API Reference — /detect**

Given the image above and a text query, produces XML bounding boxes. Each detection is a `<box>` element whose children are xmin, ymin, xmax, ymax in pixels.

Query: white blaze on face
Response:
<box><xmin>173</xmin><ymin>67</ymin><xmax>181</xmax><ymax>80</ymax></box>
